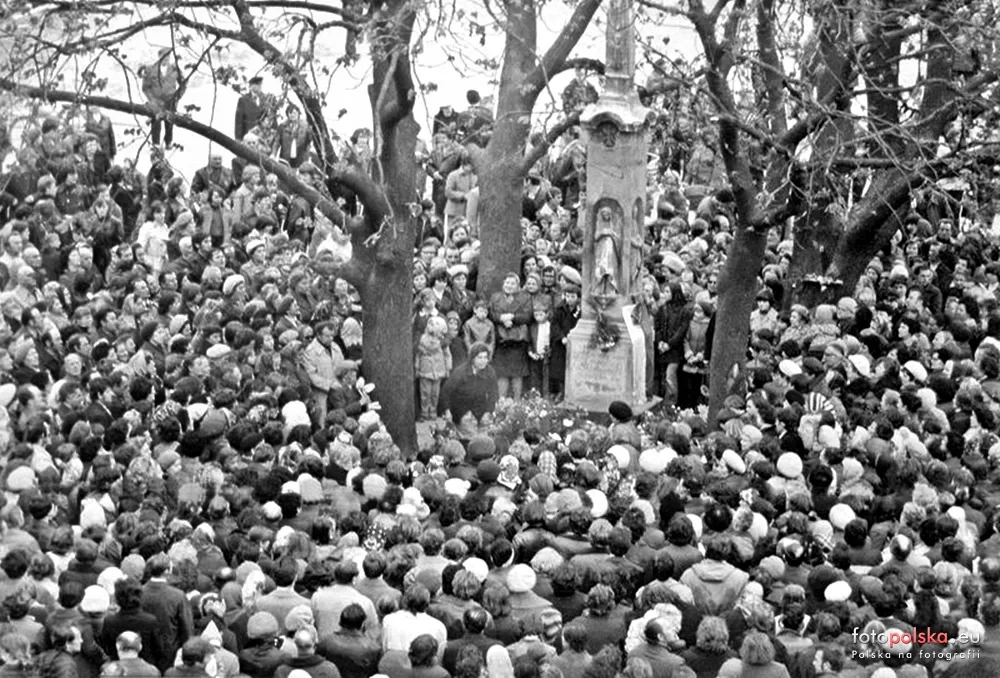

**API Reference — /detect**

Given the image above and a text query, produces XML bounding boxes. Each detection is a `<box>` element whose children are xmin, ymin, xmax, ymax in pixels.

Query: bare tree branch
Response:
<box><xmin>522</xmin><ymin>0</ymin><xmax>604</xmax><ymax>100</ymax></box>
<box><xmin>520</xmin><ymin>110</ymin><xmax>581</xmax><ymax>175</ymax></box>
<box><xmin>0</xmin><ymin>77</ymin><xmax>360</xmax><ymax>226</ymax></box>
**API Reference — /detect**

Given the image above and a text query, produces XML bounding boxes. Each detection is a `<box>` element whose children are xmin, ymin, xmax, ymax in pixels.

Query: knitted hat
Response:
<box><xmin>506</xmin><ymin>564</ymin><xmax>537</xmax><ymax>593</ymax></box>
<box><xmin>837</xmin><ymin>297</ymin><xmax>858</xmax><ymax>315</ymax></box>
<box><xmin>246</xmin><ymin>612</ymin><xmax>279</xmax><ymax>639</ymax></box>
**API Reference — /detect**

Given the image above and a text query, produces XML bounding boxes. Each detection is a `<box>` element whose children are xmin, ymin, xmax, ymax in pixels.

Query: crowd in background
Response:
<box><xmin>0</xmin><ymin>64</ymin><xmax>996</xmax><ymax>678</ymax></box>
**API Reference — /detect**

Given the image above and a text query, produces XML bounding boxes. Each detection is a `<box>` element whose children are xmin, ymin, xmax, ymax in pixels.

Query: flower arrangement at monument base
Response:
<box><xmin>590</xmin><ymin>309</ymin><xmax>621</xmax><ymax>352</ymax></box>
<box><xmin>487</xmin><ymin>392</ymin><xmax>595</xmax><ymax>442</ymax></box>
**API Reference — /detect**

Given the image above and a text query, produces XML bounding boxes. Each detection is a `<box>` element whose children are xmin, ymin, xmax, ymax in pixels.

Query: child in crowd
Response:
<box><xmin>463</xmin><ymin>298</ymin><xmax>495</xmax><ymax>358</ymax></box>
<box><xmin>446</xmin><ymin>311</ymin><xmax>467</xmax><ymax>368</ymax></box>
<box><xmin>528</xmin><ymin>300</ymin><xmax>551</xmax><ymax>396</ymax></box>
<box><xmin>416</xmin><ymin>315</ymin><xmax>451</xmax><ymax>420</ymax></box>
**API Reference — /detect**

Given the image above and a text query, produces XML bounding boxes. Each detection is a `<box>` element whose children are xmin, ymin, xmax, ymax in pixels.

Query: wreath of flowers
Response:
<box><xmin>588</xmin><ymin>299</ymin><xmax>621</xmax><ymax>352</ymax></box>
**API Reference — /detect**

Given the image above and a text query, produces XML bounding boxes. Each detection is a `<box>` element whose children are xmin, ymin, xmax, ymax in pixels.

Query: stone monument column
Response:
<box><xmin>565</xmin><ymin>0</ymin><xmax>653</xmax><ymax>413</ymax></box>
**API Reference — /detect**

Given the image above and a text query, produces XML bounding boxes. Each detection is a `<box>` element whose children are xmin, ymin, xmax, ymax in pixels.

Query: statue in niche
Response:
<box><xmin>597</xmin><ymin>120</ymin><xmax>619</xmax><ymax>148</ymax></box>
<box><xmin>592</xmin><ymin>200</ymin><xmax>624</xmax><ymax>306</ymax></box>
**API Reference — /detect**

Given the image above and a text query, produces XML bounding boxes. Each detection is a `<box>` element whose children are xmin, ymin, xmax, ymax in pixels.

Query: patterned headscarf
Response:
<box><xmin>497</xmin><ymin>455</ymin><xmax>521</xmax><ymax>490</ymax></box>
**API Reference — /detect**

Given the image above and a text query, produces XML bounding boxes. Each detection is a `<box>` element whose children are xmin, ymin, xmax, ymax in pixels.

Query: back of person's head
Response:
<box><xmin>114</xmin><ymin>577</ymin><xmax>143</xmax><ymax>611</ymax></box>
<box><xmin>339</xmin><ymin>603</ymin><xmax>366</xmax><ymax>631</ymax></box>
<box><xmin>696</xmin><ymin>616</ymin><xmax>730</xmax><ymax>653</ymax></box>
<box><xmin>333</xmin><ymin>559</ymin><xmax>358</xmax><ymax>585</ymax></box>
<box><xmin>419</xmin><ymin>528</ymin><xmax>445</xmax><ymax>555</ymax></box>
<box><xmin>145</xmin><ymin>553</ymin><xmax>171</xmax><ymax>578</ymax></box>
<box><xmin>463</xmin><ymin>606</ymin><xmax>489</xmax><ymax>634</ymax></box>
<box><xmin>408</xmin><ymin>634</ymin><xmax>439</xmax><ymax>668</ymax></box>
<box><xmin>271</xmin><ymin>557</ymin><xmax>298</xmax><ymax>587</ymax></box>
<box><xmin>362</xmin><ymin>551</ymin><xmax>386</xmax><ymax>579</ymax></box>
<box><xmin>739</xmin><ymin>631</ymin><xmax>775</xmax><ymax>665</ymax></box>
<box><xmin>403</xmin><ymin>583</ymin><xmax>431</xmax><ymax>613</ymax></box>
<box><xmin>550</xmin><ymin>563</ymin><xmax>578</xmax><ymax>596</ymax></box>
<box><xmin>58</xmin><ymin>581</ymin><xmax>85</xmax><ymax>609</ymax></box>
<box><xmin>180</xmin><ymin>638</ymin><xmax>207</xmax><ymax>666</ymax></box>
<box><xmin>1</xmin><ymin>550</ymin><xmax>29</xmax><ymax>580</ymax></box>
<box><xmin>116</xmin><ymin>631</ymin><xmax>142</xmax><ymax>655</ymax></box>
<box><xmin>293</xmin><ymin>627</ymin><xmax>317</xmax><ymax>654</ymax></box>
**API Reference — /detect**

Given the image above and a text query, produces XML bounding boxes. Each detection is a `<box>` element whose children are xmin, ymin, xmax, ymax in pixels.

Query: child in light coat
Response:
<box><xmin>416</xmin><ymin>315</ymin><xmax>451</xmax><ymax>420</ymax></box>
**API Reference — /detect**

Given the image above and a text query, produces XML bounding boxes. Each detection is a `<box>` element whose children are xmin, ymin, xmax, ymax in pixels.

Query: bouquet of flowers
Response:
<box><xmin>590</xmin><ymin>309</ymin><xmax>620</xmax><ymax>352</ymax></box>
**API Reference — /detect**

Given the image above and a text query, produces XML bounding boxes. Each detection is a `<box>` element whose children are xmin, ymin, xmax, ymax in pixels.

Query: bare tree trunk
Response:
<box><xmin>476</xmin><ymin>0</ymin><xmax>603</xmax><ymax>297</ymax></box>
<box><xmin>707</xmin><ymin>226</ymin><xmax>767</xmax><ymax>424</ymax></box>
<box><xmin>477</xmin><ymin>0</ymin><xmax>536</xmax><ymax>297</ymax></box>
<box><xmin>783</xmin><ymin>0</ymin><xmax>853</xmax><ymax>311</ymax></box>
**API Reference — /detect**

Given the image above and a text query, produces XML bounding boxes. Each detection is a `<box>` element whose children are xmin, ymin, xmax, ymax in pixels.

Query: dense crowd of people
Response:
<box><xmin>0</xmin><ymin>67</ymin><xmax>998</xmax><ymax>678</ymax></box>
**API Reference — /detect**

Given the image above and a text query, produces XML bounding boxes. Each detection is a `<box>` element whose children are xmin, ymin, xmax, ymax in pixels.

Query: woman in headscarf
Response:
<box><xmin>439</xmin><ymin>344</ymin><xmax>499</xmax><ymax>440</ymax></box>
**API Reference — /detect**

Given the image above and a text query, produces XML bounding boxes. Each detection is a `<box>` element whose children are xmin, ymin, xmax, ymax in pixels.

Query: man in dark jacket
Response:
<box><xmin>275</xmin><ymin>627</ymin><xmax>341</xmax><ymax>678</ymax></box>
<box><xmin>140</xmin><ymin>554</ymin><xmax>193</xmax><ymax>672</ymax></box>
<box><xmin>442</xmin><ymin>608</ymin><xmax>500</xmax><ymax>675</ymax></box>
<box><xmin>317</xmin><ymin>604</ymin><xmax>381</xmax><ymax>678</ymax></box>
<box><xmin>101</xmin><ymin>577</ymin><xmax>163</xmax><ymax>665</ymax></box>
<box><xmin>235</xmin><ymin>77</ymin><xmax>266</xmax><ymax>141</ymax></box>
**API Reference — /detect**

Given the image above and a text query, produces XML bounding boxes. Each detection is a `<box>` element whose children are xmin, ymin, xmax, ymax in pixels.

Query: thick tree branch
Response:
<box><xmin>520</xmin><ymin>111</ymin><xmax>582</xmax><ymax>175</ymax></box>
<box><xmin>522</xmin><ymin>0</ymin><xmax>604</xmax><ymax>100</ymax></box>
<box><xmin>755</xmin><ymin>0</ymin><xmax>787</xmax><ymax>137</ymax></box>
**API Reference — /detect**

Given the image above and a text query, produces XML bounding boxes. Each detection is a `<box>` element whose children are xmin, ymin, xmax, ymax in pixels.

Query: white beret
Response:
<box><xmin>639</xmin><ymin>449</ymin><xmax>667</xmax><ymax>474</ymax></box>
<box><xmin>777</xmin><ymin>452</ymin><xmax>802</xmax><ymax>479</ymax></box>
<box><xmin>222</xmin><ymin>274</ymin><xmax>245</xmax><ymax>297</ymax></box>
<box><xmin>586</xmin><ymin>489</ymin><xmax>608</xmax><ymax>519</ymax></box>
<box><xmin>903</xmin><ymin>360</ymin><xmax>928</xmax><ymax>383</ymax></box>
<box><xmin>778</xmin><ymin>359</ymin><xmax>802</xmax><ymax>378</ymax></box>
<box><xmin>825</xmin><ymin>581</ymin><xmax>852</xmax><ymax>602</ymax></box>
<box><xmin>444</xmin><ymin>478</ymin><xmax>470</xmax><ymax>498</ymax></box>
<box><xmin>463</xmin><ymin>558</ymin><xmax>489</xmax><ymax>583</ymax></box>
<box><xmin>206</xmin><ymin>344</ymin><xmax>232</xmax><ymax>360</ymax></box>
<box><xmin>506</xmin><ymin>564</ymin><xmax>537</xmax><ymax>593</ymax></box>
<box><xmin>721</xmin><ymin>449</ymin><xmax>746</xmax><ymax>474</ymax></box>
<box><xmin>848</xmin><ymin>354</ymin><xmax>872</xmax><ymax>378</ymax></box>
<box><xmin>829</xmin><ymin>503</ymin><xmax>856</xmax><ymax>531</ymax></box>
<box><xmin>607</xmin><ymin>445</ymin><xmax>631</xmax><ymax>470</ymax></box>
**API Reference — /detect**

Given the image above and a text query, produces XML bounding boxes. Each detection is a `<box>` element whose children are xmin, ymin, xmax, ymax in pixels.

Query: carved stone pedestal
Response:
<box><xmin>565</xmin><ymin>316</ymin><xmax>646</xmax><ymax>413</ymax></box>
